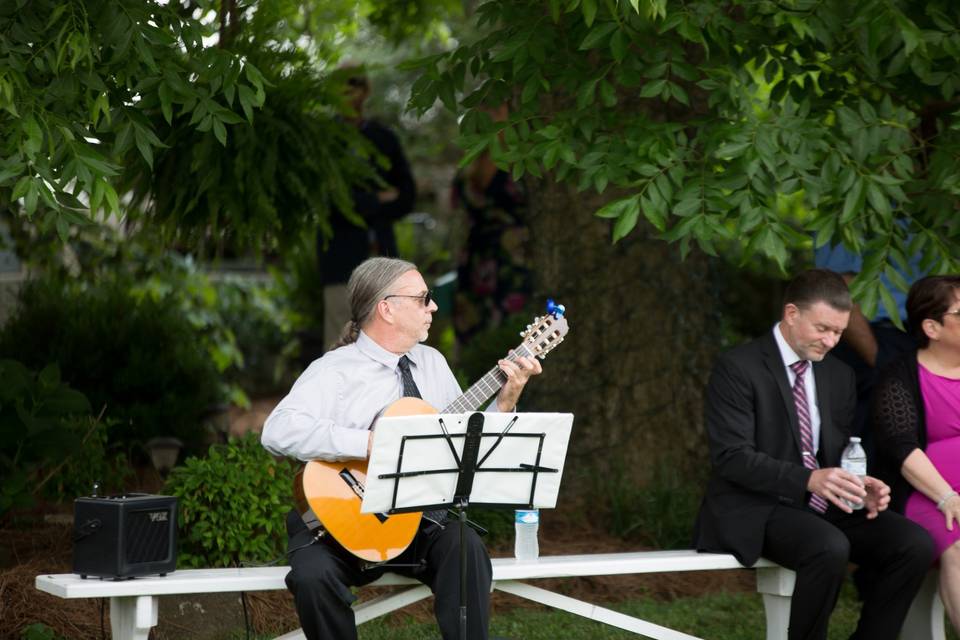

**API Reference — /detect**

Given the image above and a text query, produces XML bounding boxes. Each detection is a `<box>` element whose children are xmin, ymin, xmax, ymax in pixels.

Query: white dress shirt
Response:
<box><xmin>773</xmin><ymin>323</ymin><xmax>821</xmax><ymax>454</ymax></box>
<box><xmin>262</xmin><ymin>331</ymin><xmax>463</xmax><ymax>461</ymax></box>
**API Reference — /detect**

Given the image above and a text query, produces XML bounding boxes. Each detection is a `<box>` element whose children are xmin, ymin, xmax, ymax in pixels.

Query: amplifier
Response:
<box><xmin>72</xmin><ymin>493</ymin><xmax>178</xmax><ymax>579</ymax></box>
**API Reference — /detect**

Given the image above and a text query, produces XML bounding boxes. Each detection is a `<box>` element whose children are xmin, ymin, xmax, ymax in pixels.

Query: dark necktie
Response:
<box><xmin>397</xmin><ymin>355</ymin><xmax>421</xmax><ymax>399</ymax></box>
<box><xmin>397</xmin><ymin>355</ymin><xmax>446</xmax><ymax>523</ymax></box>
<box><xmin>790</xmin><ymin>360</ymin><xmax>828</xmax><ymax>513</ymax></box>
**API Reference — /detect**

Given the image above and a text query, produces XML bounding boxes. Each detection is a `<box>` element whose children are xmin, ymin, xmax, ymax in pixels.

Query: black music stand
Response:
<box><xmin>362</xmin><ymin>411</ymin><xmax>573</xmax><ymax>640</ymax></box>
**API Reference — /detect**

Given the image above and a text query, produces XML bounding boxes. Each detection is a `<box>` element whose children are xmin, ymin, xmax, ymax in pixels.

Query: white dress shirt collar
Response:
<box><xmin>773</xmin><ymin>322</ymin><xmax>804</xmax><ymax>369</ymax></box>
<box><xmin>356</xmin><ymin>330</ymin><xmax>422</xmax><ymax>369</ymax></box>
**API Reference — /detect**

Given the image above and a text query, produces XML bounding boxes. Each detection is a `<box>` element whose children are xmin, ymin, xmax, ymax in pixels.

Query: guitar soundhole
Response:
<box><xmin>338</xmin><ymin>468</ymin><xmax>388</xmax><ymax>524</ymax></box>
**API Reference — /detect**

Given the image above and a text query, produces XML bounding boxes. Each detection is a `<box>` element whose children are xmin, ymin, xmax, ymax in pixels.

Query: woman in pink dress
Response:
<box><xmin>874</xmin><ymin>275</ymin><xmax>960</xmax><ymax>633</ymax></box>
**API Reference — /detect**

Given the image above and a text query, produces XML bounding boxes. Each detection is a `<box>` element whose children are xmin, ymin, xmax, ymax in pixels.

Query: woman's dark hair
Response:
<box><xmin>906</xmin><ymin>275</ymin><xmax>960</xmax><ymax>348</ymax></box>
<box><xmin>783</xmin><ymin>269</ymin><xmax>852</xmax><ymax>312</ymax></box>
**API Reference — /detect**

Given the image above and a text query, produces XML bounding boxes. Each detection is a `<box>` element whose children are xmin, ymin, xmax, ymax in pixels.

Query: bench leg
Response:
<box><xmin>109</xmin><ymin>595</ymin><xmax>158</xmax><ymax>640</ymax></box>
<box><xmin>756</xmin><ymin>566</ymin><xmax>794</xmax><ymax>640</ymax></box>
<box><xmin>494</xmin><ymin>580</ymin><xmax>701</xmax><ymax>639</ymax></box>
<box><xmin>900</xmin><ymin>569</ymin><xmax>945</xmax><ymax>640</ymax></box>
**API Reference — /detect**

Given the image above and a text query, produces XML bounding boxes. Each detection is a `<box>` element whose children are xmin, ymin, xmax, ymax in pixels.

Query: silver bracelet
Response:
<box><xmin>937</xmin><ymin>490</ymin><xmax>958</xmax><ymax>512</ymax></box>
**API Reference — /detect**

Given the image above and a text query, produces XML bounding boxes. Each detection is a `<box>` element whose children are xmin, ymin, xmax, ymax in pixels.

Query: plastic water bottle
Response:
<box><xmin>840</xmin><ymin>437</ymin><xmax>867</xmax><ymax>510</ymax></box>
<box><xmin>514</xmin><ymin>509</ymin><xmax>539</xmax><ymax>561</ymax></box>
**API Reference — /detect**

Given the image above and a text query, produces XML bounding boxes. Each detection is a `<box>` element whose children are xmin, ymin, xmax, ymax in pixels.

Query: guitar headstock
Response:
<box><xmin>519</xmin><ymin>299</ymin><xmax>569</xmax><ymax>360</ymax></box>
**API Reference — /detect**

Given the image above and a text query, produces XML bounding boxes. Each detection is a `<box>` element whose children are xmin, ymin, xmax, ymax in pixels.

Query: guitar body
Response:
<box><xmin>295</xmin><ymin>397</ymin><xmax>436</xmax><ymax>563</ymax></box>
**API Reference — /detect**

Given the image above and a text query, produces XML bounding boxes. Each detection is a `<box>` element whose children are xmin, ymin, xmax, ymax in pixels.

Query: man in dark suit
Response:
<box><xmin>694</xmin><ymin>269</ymin><xmax>934</xmax><ymax>640</ymax></box>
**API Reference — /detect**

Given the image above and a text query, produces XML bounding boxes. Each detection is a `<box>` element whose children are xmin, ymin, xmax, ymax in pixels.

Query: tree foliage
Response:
<box><xmin>0</xmin><ymin>0</ymin><xmax>265</xmax><ymax>239</ymax></box>
<box><xmin>0</xmin><ymin>0</ymin><xmax>462</xmax><ymax>250</ymax></box>
<box><xmin>408</xmin><ymin>0</ymin><xmax>960</xmax><ymax>319</ymax></box>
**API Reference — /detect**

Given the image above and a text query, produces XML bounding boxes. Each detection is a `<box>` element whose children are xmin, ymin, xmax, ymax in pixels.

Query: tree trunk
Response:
<box><xmin>523</xmin><ymin>178</ymin><xmax>723</xmax><ymax>511</ymax></box>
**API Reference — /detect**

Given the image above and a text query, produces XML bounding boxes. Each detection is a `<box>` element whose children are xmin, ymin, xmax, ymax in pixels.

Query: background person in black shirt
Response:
<box><xmin>319</xmin><ymin>70</ymin><xmax>417</xmax><ymax>350</ymax></box>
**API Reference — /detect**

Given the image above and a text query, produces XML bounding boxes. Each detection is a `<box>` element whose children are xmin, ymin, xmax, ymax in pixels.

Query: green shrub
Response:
<box><xmin>0</xmin><ymin>360</ymin><xmax>127</xmax><ymax>513</ymax></box>
<box><xmin>129</xmin><ymin>253</ymin><xmax>248</xmax><ymax>407</ymax></box>
<box><xmin>0</xmin><ymin>275</ymin><xmax>221</xmax><ymax>453</ymax></box>
<box><xmin>213</xmin><ymin>275</ymin><xmax>299</xmax><ymax>397</ymax></box>
<box><xmin>125</xmin><ymin>250</ymin><xmax>300</xmax><ymax>405</ymax></box>
<box><xmin>602</xmin><ymin>455</ymin><xmax>705</xmax><ymax>550</ymax></box>
<box><xmin>45</xmin><ymin>413</ymin><xmax>132</xmax><ymax>503</ymax></box>
<box><xmin>163</xmin><ymin>433</ymin><xmax>296</xmax><ymax>567</ymax></box>
<box><xmin>19</xmin><ymin>623</ymin><xmax>65</xmax><ymax>640</ymax></box>
<box><xmin>466</xmin><ymin>508</ymin><xmax>514</xmax><ymax>547</ymax></box>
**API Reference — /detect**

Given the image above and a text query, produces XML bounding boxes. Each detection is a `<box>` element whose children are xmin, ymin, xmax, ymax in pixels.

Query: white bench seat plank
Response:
<box><xmin>35</xmin><ymin>551</ymin><xmax>770</xmax><ymax>600</ymax></box>
<box><xmin>37</xmin><ymin>567</ymin><xmax>290</xmax><ymax>598</ymax></box>
<box><xmin>492</xmin><ymin>550</ymin><xmax>776</xmax><ymax>581</ymax></box>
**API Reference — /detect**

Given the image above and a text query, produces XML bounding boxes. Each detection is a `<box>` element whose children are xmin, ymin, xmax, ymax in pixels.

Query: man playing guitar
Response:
<box><xmin>262</xmin><ymin>256</ymin><xmax>543</xmax><ymax>640</ymax></box>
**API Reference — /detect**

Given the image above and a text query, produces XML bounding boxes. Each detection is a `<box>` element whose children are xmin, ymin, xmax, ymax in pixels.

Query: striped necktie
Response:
<box><xmin>397</xmin><ymin>356</ymin><xmax>421</xmax><ymax>399</ymax></box>
<box><xmin>790</xmin><ymin>360</ymin><xmax>828</xmax><ymax>513</ymax></box>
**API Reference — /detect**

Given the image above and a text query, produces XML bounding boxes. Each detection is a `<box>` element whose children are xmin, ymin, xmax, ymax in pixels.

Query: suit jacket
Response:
<box><xmin>693</xmin><ymin>330</ymin><xmax>857</xmax><ymax>565</ymax></box>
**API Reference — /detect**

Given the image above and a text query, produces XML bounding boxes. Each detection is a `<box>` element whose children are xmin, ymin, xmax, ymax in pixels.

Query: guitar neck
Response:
<box><xmin>442</xmin><ymin>344</ymin><xmax>534</xmax><ymax>413</ymax></box>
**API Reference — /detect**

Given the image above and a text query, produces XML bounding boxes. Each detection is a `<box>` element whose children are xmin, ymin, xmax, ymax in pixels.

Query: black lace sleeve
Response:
<box><xmin>872</xmin><ymin>366</ymin><xmax>922</xmax><ymax>467</ymax></box>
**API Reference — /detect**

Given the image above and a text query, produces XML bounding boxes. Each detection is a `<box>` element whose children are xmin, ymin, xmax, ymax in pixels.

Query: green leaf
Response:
<box><xmin>12</xmin><ymin>175</ymin><xmax>30</xmax><ymax>200</ymax></box>
<box><xmin>158</xmin><ymin>82</ymin><xmax>174</xmax><ymax>125</ymax></box>
<box><xmin>865</xmin><ymin>180</ymin><xmax>891</xmax><ymax>218</ymax></box>
<box><xmin>22</xmin><ymin>115</ymin><xmax>43</xmax><ymax>157</ymax></box>
<box><xmin>715</xmin><ymin>141</ymin><xmax>750</xmax><ymax>159</ymax></box>
<box><xmin>879</xmin><ymin>284</ymin><xmax>902</xmax><ymax>328</ymax></box>
<box><xmin>841</xmin><ymin>177</ymin><xmax>865</xmax><ymax>224</ymax></box>
<box><xmin>595</xmin><ymin>194</ymin><xmax>640</xmax><ymax>219</ymax></box>
<box><xmin>104</xmin><ymin>183</ymin><xmax>119</xmax><ymax>215</ymax></box>
<box><xmin>237</xmin><ymin>85</ymin><xmax>255</xmax><ymax>123</ymax></box>
<box><xmin>610</xmin><ymin>30</ymin><xmax>628</xmax><ymax>62</ymax></box>
<box><xmin>582</xmin><ymin>0</ymin><xmax>597</xmax><ymax>27</ymax></box>
<box><xmin>24</xmin><ymin>180</ymin><xmax>38</xmax><ymax>215</ymax></box>
<box><xmin>213</xmin><ymin>119</ymin><xmax>227</xmax><ymax>146</ymax></box>
<box><xmin>56</xmin><ymin>215</ymin><xmax>69</xmax><ymax>241</ymax></box>
<box><xmin>898</xmin><ymin>17</ymin><xmax>922</xmax><ymax>56</ymax></box>
<box><xmin>884</xmin><ymin>264</ymin><xmax>909</xmax><ymax>295</ymax></box>
<box><xmin>538</xmin><ymin>125</ymin><xmax>561</xmax><ymax>140</ymax></box>
<box><xmin>134</xmin><ymin>129</ymin><xmax>154</xmax><ymax>169</ymax></box>
<box><xmin>640</xmin><ymin>194</ymin><xmax>667</xmax><ymax>232</ymax></box>
<box><xmin>580</xmin><ymin>22</ymin><xmax>618</xmax><ymax>50</ymax></box>
<box><xmin>521</xmin><ymin>75</ymin><xmax>540</xmax><ymax>104</ymax></box>
<box><xmin>612</xmin><ymin>199</ymin><xmax>641</xmax><ymax>242</ymax></box>
<box><xmin>600</xmin><ymin>80</ymin><xmax>617</xmax><ymax>107</ymax></box>
<box><xmin>673</xmin><ymin>198</ymin><xmax>700</xmax><ymax>217</ymax></box>
<box><xmin>640</xmin><ymin>79</ymin><xmax>667</xmax><ymax>98</ymax></box>
<box><xmin>457</xmin><ymin>136</ymin><xmax>491</xmax><ymax>168</ymax></box>
<box><xmin>576</xmin><ymin>79</ymin><xmax>598</xmax><ymax>109</ymax></box>
<box><xmin>669</xmin><ymin>82</ymin><xmax>689</xmax><ymax>105</ymax></box>
<box><xmin>653</xmin><ymin>173</ymin><xmax>673</xmax><ymax>203</ymax></box>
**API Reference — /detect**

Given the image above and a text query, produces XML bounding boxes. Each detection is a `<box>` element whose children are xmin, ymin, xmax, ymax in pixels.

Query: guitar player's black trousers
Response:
<box><xmin>284</xmin><ymin>509</ymin><xmax>492</xmax><ymax>640</ymax></box>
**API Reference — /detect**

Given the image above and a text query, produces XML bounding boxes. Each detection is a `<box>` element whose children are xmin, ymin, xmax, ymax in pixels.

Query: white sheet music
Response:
<box><xmin>362</xmin><ymin>412</ymin><xmax>573</xmax><ymax>514</ymax></box>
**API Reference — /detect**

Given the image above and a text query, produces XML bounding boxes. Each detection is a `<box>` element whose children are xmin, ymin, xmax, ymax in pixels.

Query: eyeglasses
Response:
<box><xmin>383</xmin><ymin>290</ymin><xmax>433</xmax><ymax>307</ymax></box>
<box><xmin>943</xmin><ymin>309</ymin><xmax>960</xmax><ymax>320</ymax></box>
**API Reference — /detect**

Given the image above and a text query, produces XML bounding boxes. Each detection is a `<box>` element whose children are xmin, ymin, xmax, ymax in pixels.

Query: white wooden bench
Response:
<box><xmin>34</xmin><ymin>550</ymin><xmax>943</xmax><ymax>640</ymax></box>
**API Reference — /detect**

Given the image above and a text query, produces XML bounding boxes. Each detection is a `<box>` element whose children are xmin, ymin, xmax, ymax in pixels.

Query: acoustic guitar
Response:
<box><xmin>293</xmin><ymin>303</ymin><xmax>570</xmax><ymax>562</ymax></box>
